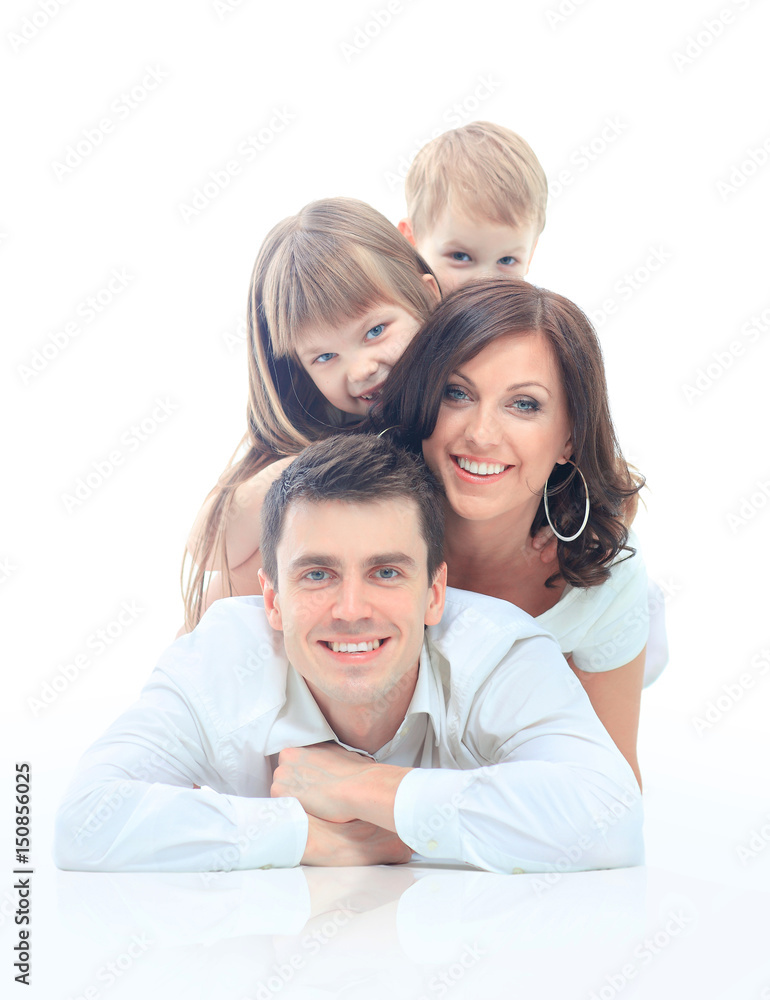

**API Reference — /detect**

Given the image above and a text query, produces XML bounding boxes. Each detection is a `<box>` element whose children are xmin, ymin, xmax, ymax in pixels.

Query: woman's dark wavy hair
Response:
<box><xmin>370</xmin><ymin>278</ymin><xmax>644</xmax><ymax>590</ymax></box>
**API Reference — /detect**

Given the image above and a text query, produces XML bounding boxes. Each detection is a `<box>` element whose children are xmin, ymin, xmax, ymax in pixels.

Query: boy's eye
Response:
<box><xmin>498</xmin><ymin>256</ymin><xmax>517</xmax><ymax>266</ymax></box>
<box><xmin>444</xmin><ymin>384</ymin><xmax>471</xmax><ymax>402</ymax></box>
<box><xmin>451</xmin><ymin>252</ymin><xmax>471</xmax><ymax>262</ymax></box>
<box><xmin>313</xmin><ymin>352</ymin><xmax>337</xmax><ymax>364</ymax></box>
<box><xmin>374</xmin><ymin>567</ymin><xmax>400</xmax><ymax>580</ymax></box>
<box><xmin>365</xmin><ymin>324</ymin><xmax>385</xmax><ymax>341</ymax></box>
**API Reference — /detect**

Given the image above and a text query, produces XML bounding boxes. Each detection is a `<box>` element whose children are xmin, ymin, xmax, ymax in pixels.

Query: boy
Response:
<box><xmin>398</xmin><ymin>121</ymin><xmax>547</xmax><ymax>294</ymax></box>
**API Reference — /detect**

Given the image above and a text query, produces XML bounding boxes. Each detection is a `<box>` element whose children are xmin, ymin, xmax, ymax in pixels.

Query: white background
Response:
<box><xmin>2</xmin><ymin>0</ymin><xmax>769</xmax><ymax>995</ymax></box>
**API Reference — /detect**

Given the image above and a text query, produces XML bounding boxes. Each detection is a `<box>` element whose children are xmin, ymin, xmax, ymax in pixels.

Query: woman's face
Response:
<box><xmin>421</xmin><ymin>331</ymin><xmax>573</xmax><ymax>526</ymax></box>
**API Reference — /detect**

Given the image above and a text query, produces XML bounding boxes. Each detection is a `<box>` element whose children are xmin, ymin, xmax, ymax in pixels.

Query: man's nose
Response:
<box><xmin>331</xmin><ymin>577</ymin><xmax>373</xmax><ymax>621</ymax></box>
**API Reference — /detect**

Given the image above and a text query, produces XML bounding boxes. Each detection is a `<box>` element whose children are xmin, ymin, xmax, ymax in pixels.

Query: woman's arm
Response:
<box><xmin>187</xmin><ymin>457</ymin><xmax>296</xmax><ymax>571</ymax></box>
<box><xmin>568</xmin><ymin>648</ymin><xmax>646</xmax><ymax>791</ymax></box>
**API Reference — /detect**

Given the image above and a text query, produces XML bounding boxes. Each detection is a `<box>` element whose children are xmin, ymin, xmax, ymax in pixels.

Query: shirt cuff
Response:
<box><xmin>394</xmin><ymin>768</ymin><xmax>470</xmax><ymax>863</ymax></box>
<box><xmin>231</xmin><ymin>795</ymin><xmax>308</xmax><ymax>870</ymax></box>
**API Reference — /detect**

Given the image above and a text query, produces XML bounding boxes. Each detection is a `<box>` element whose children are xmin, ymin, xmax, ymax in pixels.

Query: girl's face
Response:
<box><xmin>295</xmin><ymin>302</ymin><xmax>422</xmax><ymax>416</ymax></box>
<box><xmin>421</xmin><ymin>331</ymin><xmax>573</xmax><ymax>527</ymax></box>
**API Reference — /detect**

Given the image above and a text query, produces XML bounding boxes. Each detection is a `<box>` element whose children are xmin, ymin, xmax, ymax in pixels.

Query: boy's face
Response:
<box><xmin>403</xmin><ymin>210</ymin><xmax>539</xmax><ymax>295</ymax></box>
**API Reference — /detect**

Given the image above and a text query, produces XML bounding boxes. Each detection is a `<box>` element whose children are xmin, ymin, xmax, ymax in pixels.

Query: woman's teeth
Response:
<box><xmin>327</xmin><ymin>639</ymin><xmax>381</xmax><ymax>653</ymax></box>
<box><xmin>457</xmin><ymin>457</ymin><xmax>506</xmax><ymax>475</ymax></box>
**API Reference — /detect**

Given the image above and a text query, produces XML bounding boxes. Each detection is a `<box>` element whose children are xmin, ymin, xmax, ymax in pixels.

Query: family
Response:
<box><xmin>55</xmin><ymin>122</ymin><xmax>665</xmax><ymax>874</ymax></box>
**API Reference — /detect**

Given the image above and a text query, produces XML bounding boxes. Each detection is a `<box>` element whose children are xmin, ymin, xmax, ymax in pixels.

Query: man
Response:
<box><xmin>55</xmin><ymin>435</ymin><xmax>642</xmax><ymax>874</ymax></box>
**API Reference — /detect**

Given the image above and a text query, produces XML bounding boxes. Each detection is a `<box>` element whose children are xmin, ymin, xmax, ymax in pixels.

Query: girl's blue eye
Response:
<box><xmin>365</xmin><ymin>324</ymin><xmax>384</xmax><ymax>340</ymax></box>
<box><xmin>498</xmin><ymin>256</ymin><xmax>517</xmax><ymax>266</ymax></box>
<box><xmin>444</xmin><ymin>384</ymin><xmax>470</xmax><ymax>402</ymax></box>
<box><xmin>314</xmin><ymin>352</ymin><xmax>336</xmax><ymax>364</ymax></box>
<box><xmin>451</xmin><ymin>252</ymin><xmax>471</xmax><ymax>262</ymax></box>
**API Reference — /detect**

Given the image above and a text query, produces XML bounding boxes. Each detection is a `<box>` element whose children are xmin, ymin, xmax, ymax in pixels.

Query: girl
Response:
<box><xmin>182</xmin><ymin>197</ymin><xmax>439</xmax><ymax>630</ymax></box>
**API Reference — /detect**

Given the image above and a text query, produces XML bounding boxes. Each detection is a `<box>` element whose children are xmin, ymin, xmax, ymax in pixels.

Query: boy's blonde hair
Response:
<box><xmin>405</xmin><ymin>121</ymin><xmax>548</xmax><ymax>239</ymax></box>
<box><xmin>182</xmin><ymin>197</ymin><xmax>437</xmax><ymax>630</ymax></box>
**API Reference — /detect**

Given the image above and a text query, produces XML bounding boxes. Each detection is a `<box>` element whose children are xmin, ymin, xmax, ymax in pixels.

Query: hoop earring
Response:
<box><xmin>543</xmin><ymin>461</ymin><xmax>590</xmax><ymax>542</ymax></box>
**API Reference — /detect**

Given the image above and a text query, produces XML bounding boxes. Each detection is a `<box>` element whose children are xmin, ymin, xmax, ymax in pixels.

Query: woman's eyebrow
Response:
<box><xmin>452</xmin><ymin>370</ymin><xmax>552</xmax><ymax>396</ymax></box>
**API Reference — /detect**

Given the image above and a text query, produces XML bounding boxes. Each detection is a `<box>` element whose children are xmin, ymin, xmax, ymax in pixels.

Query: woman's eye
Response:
<box><xmin>511</xmin><ymin>398</ymin><xmax>540</xmax><ymax>413</ymax></box>
<box><xmin>314</xmin><ymin>352</ymin><xmax>336</xmax><ymax>364</ymax></box>
<box><xmin>498</xmin><ymin>256</ymin><xmax>517</xmax><ymax>266</ymax></box>
<box><xmin>305</xmin><ymin>570</ymin><xmax>330</xmax><ymax>582</ymax></box>
<box><xmin>374</xmin><ymin>567</ymin><xmax>399</xmax><ymax>580</ymax></box>
<box><xmin>451</xmin><ymin>252</ymin><xmax>471</xmax><ymax>262</ymax></box>
<box><xmin>365</xmin><ymin>324</ymin><xmax>385</xmax><ymax>341</ymax></box>
<box><xmin>444</xmin><ymin>384</ymin><xmax>471</xmax><ymax>402</ymax></box>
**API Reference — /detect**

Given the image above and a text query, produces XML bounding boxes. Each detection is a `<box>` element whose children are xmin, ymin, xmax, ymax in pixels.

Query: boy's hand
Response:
<box><xmin>302</xmin><ymin>815</ymin><xmax>412</xmax><ymax>867</ymax></box>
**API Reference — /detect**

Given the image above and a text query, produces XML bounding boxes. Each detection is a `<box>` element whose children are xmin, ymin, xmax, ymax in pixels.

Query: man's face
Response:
<box><xmin>407</xmin><ymin>209</ymin><xmax>539</xmax><ymax>295</ymax></box>
<box><xmin>260</xmin><ymin>499</ymin><xmax>446</xmax><ymax>715</ymax></box>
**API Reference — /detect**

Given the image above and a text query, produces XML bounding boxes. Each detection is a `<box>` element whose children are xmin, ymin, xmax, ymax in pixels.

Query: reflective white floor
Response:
<box><xmin>1</xmin><ymin>737</ymin><xmax>768</xmax><ymax>1000</ymax></box>
<box><xmin>12</xmin><ymin>849</ymin><xmax>768</xmax><ymax>1000</ymax></box>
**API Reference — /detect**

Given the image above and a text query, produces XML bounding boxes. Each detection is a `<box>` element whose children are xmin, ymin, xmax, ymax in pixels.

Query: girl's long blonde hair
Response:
<box><xmin>182</xmin><ymin>197</ymin><xmax>437</xmax><ymax>630</ymax></box>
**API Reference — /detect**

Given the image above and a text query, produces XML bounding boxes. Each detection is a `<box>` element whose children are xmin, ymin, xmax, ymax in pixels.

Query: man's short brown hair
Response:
<box><xmin>260</xmin><ymin>434</ymin><xmax>445</xmax><ymax>586</ymax></box>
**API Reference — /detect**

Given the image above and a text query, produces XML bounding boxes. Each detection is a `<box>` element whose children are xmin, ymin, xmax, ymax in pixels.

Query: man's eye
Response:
<box><xmin>304</xmin><ymin>570</ymin><xmax>330</xmax><ymax>581</ymax></box>
<box><xmin>365</xmin><ymin>324</ymin><xmax>385</xmax><ymax>341</ymax></box>
<box><xmin>374</xmin><ymin>567</ymin><xmax>400</xmax><ymax>580</ymax></box>
<box><xmin>314</xmin><ymin>353</ymin><xmax>336</xmax><ymax>364</ymax></box>
<box><xmin>498</xmin><ymin>256</ymin><xmax>517</xmax><ymax>266</ymax></box>
<box><xmin>451</xmin><ymin>252</ymin><xmax>471</xmax><ymax>262</ymax></box>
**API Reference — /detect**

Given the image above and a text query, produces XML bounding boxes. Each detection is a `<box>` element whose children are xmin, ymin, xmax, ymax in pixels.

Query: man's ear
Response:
<box><xmin>424</xmin><ymin>562</ymin><xmax>447</xmax><ymax>627</ymax></box>
<box><xmin>421</xmin><ymin>271</ymin><xmax>441</xmax><ymax>303</ymax></box>
<box><xmin>258</xmin><ymin>568</ymin><xmax>284</xmax><ymax>631</ymax></box>
<box><xmin>398</xmin><ymin>218</ymin><xmax>417</xmax><ymax>246</ymax></box>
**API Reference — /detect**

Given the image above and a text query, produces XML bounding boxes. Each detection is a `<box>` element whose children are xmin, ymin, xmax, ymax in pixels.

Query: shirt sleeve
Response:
<box><xmin>53</xmin><ymin>663</ymin><xmax>308</xmax><ymax>873</ymax></box>
<box><xmin>393</xmin><ymin>634</ymin><xmax>644</xmax><ymax>875</ymax></box>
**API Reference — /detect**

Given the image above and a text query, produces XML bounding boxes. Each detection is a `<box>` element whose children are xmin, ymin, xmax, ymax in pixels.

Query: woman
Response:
<box><xmin>373</xmin><ymin>278</ymin><xmax>649</xmax><ymax>787</ymax></box>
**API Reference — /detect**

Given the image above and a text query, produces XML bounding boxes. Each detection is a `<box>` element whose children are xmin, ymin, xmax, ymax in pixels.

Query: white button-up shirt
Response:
<box><xmin>54</xmin><ymin>589</ymin><xmax>643</xmax><ymax>875</ymax></box>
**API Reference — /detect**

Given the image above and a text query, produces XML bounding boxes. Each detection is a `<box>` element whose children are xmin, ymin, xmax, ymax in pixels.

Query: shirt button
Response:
<box><xmin>512</xmin><ymin>867</ymin><xmax>525</xmax><ymax>874</ymax></box>
<box><xmin>259</xmin><ymin>864</ymin><xmax>273</xmax><ymax>870</ymax></box>
<box><xmin>427</xmin><ymin>839</ymin><xmax>438</xmax><ymax>852</ymax></box>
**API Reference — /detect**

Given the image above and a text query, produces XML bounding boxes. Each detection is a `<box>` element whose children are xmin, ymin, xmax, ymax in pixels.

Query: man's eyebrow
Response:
<box><xmin>365</xmin><ymin>552</ymin><xmax>418</xmax><ymax>570</ymax></box>
<box><xmin>453</xmin><ymin>370</ymin><xmax>553</xmax><ymax>396</ymax></box>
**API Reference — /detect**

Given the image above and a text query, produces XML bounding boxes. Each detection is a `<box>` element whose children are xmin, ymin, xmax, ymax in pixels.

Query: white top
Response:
<box><xmin>537</xmin><ymin>530</ymin><xmax>649</xmax><ymax>672</ymax></box>
<box><xmin>54</xmin><ymin>588</ymin><xmax>643</xmax><ymax>876</ymax></box>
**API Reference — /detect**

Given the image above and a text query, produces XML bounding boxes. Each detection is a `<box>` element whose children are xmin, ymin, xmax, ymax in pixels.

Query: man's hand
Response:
<box><xmin>302</xmin><ymin>815</ymin><xmax>413</xmax><ymax>867</ymax></box>
<box><xmin>271</xmin><ymin>743</ymin><xmax>410</xmax><ymax>830</ymax></box>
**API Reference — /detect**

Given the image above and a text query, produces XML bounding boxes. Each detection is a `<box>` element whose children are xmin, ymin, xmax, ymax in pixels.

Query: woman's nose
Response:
<box><xmin>464</xmin><ymin>405</ymin><xmax>502</xmax><ymax>448</ymax></box>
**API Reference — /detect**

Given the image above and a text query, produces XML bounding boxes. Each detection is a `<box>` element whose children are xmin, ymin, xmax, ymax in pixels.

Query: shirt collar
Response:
<box><xmin>263</xmin><ymin>640</ymin><xmax>444</xmax><ymax>756</ymax></box>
